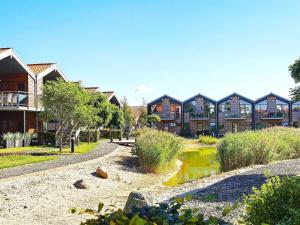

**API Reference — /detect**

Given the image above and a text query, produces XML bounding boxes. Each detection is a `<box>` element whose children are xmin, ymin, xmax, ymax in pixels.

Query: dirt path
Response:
<box><xmin>0</xmin><ymin>146</ymin><xmax>166</xmax><ymax>225</ymax></box>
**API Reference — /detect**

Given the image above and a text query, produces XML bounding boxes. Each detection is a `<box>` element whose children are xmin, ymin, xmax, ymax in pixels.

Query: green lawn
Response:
<box><xmin>294</xmin><ymin>175</ymin><xmax>300</xmax><ymax>186</ymax></box>
<box><xmin>0</xmin><ymin>155</ymin><xmax>58</xmax><ymax>169</ymax></box>
<box><xmin>0</xmin><ymin>142</ymin><xmax>100</xmax><ymax>169</ymax></box>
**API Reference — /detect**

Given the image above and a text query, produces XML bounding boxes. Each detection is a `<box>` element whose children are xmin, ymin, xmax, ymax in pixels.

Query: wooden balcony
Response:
<box><xmin>0</xmin><ymin>91</ymin><xmax>38</xmax><ymax>110</ymax></box>
<box><xmin>154</xmin><ymin>112</ymin><xmax>178</xmax><ymax>120</ymax></box>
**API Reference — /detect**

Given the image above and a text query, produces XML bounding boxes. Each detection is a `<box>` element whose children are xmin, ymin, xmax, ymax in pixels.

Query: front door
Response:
<box><xmin>232</xmin><ymin>122</ymin><xmax>238</xmax><ymax>133</ymax></box>
<box><xmin>197</xmin><ymin>122</ymin><xmax>203</xmax><ymax>132</ymax></box>
<box><xmin>163</xmin><ymin>123</ymin><xmax>169</xmax><ymax>131</ymax></box>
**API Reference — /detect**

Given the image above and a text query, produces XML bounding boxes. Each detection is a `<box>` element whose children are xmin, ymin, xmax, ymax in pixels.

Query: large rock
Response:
<box><xmin>96</xmin><ymin>166</ymin><xmax>108</xmax><ymax>179</ymax></box>
<box><xmin>123</xmin><ymin>191</ymin><xmax>154</xmax><ymax>214</ymax></box>
<box><xmin>73</xmin><ymin>179</ymin><xmax>87</xmax><ymax>189</ymax></box>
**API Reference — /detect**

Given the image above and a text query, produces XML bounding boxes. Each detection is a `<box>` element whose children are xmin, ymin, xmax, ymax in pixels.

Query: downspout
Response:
<box><xmin>252</xmin><ymin>102</ymin><xmax>255</xmax><ymax>130</ymax></box>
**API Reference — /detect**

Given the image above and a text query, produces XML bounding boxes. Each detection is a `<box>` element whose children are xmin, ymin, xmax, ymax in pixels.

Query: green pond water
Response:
<box><xmin>164</xmin><ymin>147</ymin><xmax>220</xmax><ymax>186</ymax></box>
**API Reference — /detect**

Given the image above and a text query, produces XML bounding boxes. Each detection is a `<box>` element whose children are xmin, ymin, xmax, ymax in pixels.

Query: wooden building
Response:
<box><xmin>183</xmin><ymin>93</ymin><xmax>216</xmax><ymax>136</ymax></box>
<box><xmin>0</xmin><ymin>48</ymin><xmax>67</xmax><ymax>135</ymax></box>
<box><xmin>147</xmin><ymin>95</ymin><xmax>182</xmax><ymax>134</ymax></box>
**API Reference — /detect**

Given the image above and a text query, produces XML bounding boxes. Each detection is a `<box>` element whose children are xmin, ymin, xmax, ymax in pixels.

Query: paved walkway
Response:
<box><xmin>0</xmin><ymin>142</ymin><xmax>119</xmax><ymax>179</ymax></box>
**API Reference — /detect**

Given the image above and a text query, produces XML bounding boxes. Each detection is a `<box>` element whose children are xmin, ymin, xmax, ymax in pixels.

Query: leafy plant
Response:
<box><xmin>72</xmin><ymin>196</ymin><xmax>232</xmax><ymax>225</ymax></box>
<box><xmin>243</xmin><ymin>176</ymin><xmax>300</xmax><ymax>225</ymax></box>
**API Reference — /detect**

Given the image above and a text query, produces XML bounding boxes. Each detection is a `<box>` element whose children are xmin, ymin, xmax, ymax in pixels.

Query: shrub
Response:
<box><xmin>243</xmin><ymin>176</ymin><xmax>300</xmax><ymax>225</ymax></box>
<box><xmin>73</xmin><ymin>196</ymin><xmax>231</xmax><ymax>225</ymax></box>
<box><xmin>135</xmin><ymin>128</ymin><xmax>183</xmax><ymax>172</ymax></box>
<box><xmin>218</xmin><ymin>127</ymin><xmax>300</xmax><ymax>172</ymax></box>
<box><xmin>79</xmin><ymin>130</ymin><xmax>100</xmax><ymax>142</ymax></box>
<box><xmin>199</xmin><ymin>135</ymin><xmax>218</xmax><ymax>145</ymax></box>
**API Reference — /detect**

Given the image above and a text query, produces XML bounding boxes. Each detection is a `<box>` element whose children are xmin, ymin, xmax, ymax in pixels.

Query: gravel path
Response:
<box><xmin>0</xmin><ymin>142</ymin><xmax>118</xmax><ymax>179</ymax></box>
<box><xmin>153</xmin><ymin>158</ymin><xmax>300</xmax><ymax>224</ymax></box>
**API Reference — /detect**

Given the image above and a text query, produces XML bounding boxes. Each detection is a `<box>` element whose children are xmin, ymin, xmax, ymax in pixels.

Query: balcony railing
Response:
<box><xmin>189</xmin><ymin>113</ymin><xmax>210</xmax><ymax>120</ymax></box>
<box><xmin>224</xmin><ymin>112</ymin><xmax>250</xmax><ymax>119</ymax></box>
<box><xmin>0</xmin><ymin>91</ymin><xmax>36</xmax><ymax>109</ymax></box>
<box><xmin>261</xmin><ymin>111</ymin><xmax>284</xmax><ymax>119</ymax></box>
<box><xmin>154</xmin><ymin>112</ymin><xmax>178</xmax><ymax>120</ymax></box>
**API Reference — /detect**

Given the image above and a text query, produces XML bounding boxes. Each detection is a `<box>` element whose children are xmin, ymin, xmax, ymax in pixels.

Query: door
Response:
<box><xmin>232</xmin><ymin>122</ymin><xmax>238</xmax><ymax>133</ymax></box>
<box><xmin>163</xmin><ymin>123</ymin><xmax>169</xmax><ymax>131</ymax></box>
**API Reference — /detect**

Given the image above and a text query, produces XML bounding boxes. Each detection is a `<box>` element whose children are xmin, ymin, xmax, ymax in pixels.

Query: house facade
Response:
<box><xmin>148</xmin><ymin>92</ymin><xmax>295</xmax><ymax>136</ymax></box>
<box><xmin>183</xmin><ymin>93</ymin><xmax>216</xmax><ymax>136</ymax></box>
<box><xmin>0</xmin><ymin>48</ymin><xmax>67</xmax><ymax>135</ymax></box>
<box><xmin>255</xmin><ymin>93</ymin><xmax>290</xmax><ymax>129</ymax></box>
<box><xmin>147</xmin><ymin>95</ymin><xmax>182</xmax><ymax>134</ymax></box>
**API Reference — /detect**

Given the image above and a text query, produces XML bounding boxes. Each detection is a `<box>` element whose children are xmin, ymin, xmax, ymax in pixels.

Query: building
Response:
<box><xmin>147</xmin><ymin>95</ymin><xmax>182</xmax><ymax>134</ymax></box>
<box><xmin>217</xmin><ymin>93</ymin><xmax>254</xmax><ymax>135</ymax></box>
<box><xmin>0</xmin><ymin>48</ymin><xmax>67</xmax><ymax>135</ymax></box>
<box><xmin>183</xmin><ymin>93</ymin><xmax>216</xmax><ymax>136</ymax></box>
<box><xmin>147</xmin><ymin>92</ymin><xmax>295</xmax><ymax>136</ymax></box>
<box><xmin>255</xmin><ymin>93</ymin><xmax>290</xmax><ymax>129</ymax></box>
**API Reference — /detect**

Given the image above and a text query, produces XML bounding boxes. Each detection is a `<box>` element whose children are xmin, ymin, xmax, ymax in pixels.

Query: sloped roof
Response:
<box><xmin>147</xmin><ymin>94</ymin><xmax>182</xmax><ymax>106</ymax></box>
<box><xmin>255</xmin><ymin>92</ymin><xmax>290</xmax><ymax>104</ymax></box>
<box><xmin>183</xmin><ymin>93</ymin><xmax>216</xmax><ymax>104</ymax></box>
<box><xmin>130</xmin><ymin>106</ymin><xmax>146</xmax><ymax>121</ymax></box>
<box><xmin>27</xmin><ymin>63</ymin><xmax>55</xmax><ymax>75</ymax></box>
<box><xmin>0</xmin><ymin>48</ymin><xmax>10</xmax><ymax>53</ymax></box>
<box><xmin>85</xmin><ymin>87</ymin><xmax>100</xmax><ymax>93</ymax></box>
<box><xmin>102</xmin><ymin>91</ymin><xmax>114</xmax><ymax>99</ymax></box>
<box><xmin>217</xmin><ymin>92</ymin><xmax>254</xmax><ymax>104</ymax></box>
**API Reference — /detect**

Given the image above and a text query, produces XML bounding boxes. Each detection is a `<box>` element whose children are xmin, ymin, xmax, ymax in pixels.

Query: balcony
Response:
<box><xmin>224</xmin><ymin>112</ymin><xmax>249</xmax><ymax>120</ymax></box>
<box><xmin>189</xmin><ymin>113</ymin><xmax>210</xmax><ymax>120</ymax></box>
<box><xmin>261</xmin><ymin>111</ymin><xmax>284</xmax><ymax>120</ymax></box>
<box><xmin>0</xmin><ymin>91</ymin><xmax>37</xmax><ymax>110</ymax></box>
<box><xmin>155</xmin><ymin>112</ymin><xmax>177</xmax><ymax>120</ymax></box>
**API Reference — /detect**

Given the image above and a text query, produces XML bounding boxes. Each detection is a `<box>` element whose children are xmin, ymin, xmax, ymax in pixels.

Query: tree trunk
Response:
<box><xmin>60</xmin><ymin>122</ymin><xmax>63</xmax><ymax>151</ymax></box>
<box><xmin>88</xmin><ymin>129</ymin><xmax>91</xmax><ymax>144</ymax></box>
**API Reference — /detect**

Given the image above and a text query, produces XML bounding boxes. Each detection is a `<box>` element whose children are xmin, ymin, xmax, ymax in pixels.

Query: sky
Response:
<box><xmin>1</xmin><ymin>0</ymin><xmax>300</xmax><ymax>105</ymax></box>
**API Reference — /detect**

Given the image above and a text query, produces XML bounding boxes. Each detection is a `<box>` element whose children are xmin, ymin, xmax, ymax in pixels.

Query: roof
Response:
<box><xmin>27</xmin><ymin>63</ymin><xmax>55</xmax><ymax>75</ymax></box>
<box><xmin>183</xmin><ymin>93</ymin><xmax>216</xmax><ymax>104</ymax></box>
<box><xmin>102</xmin><ymin>91</ymin><xmax>115</xmax><ymax>99</ymax></box>
<box><xmin>255</xmin><ymin>92</ymin><xmax>290</xmax><ymax>104</ymax></box>
<box><xmin>147</xmin><ymin>94</ymin><xmax>182</xmax><ymax>106</ymax></box>
<box><xmin>217</xmin><ymin>92</ymin><xmax>254</xmax><ymax>104</ymax></box>
<box><xmin>0</xmin><ymin>48</ymin><xmax>11</xmax><ymax>53</ymax></box>
<box><xmin>292</xmin><ymin>101</ymin><xmax>300</xmax><ymax>105</ymax></box>
<box><xmin>84</xmin><ymin>87</ymin><xmax>100</xmax><ymax>93</ymax></box>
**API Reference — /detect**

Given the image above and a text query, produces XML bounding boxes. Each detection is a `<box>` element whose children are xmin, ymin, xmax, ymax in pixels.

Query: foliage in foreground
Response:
<box><xmin>135</xmin><ymin>128</ymin><xmax>183</xmax><ymax>172</ymax></box>
<box><xmin>243</xmin><ymin>176</ymin><xmax>300</xmax><ymax>225</ymax></box>
<box><xmin>218</xmin><ymin>127</ymin><xmax>300</xmax><ymax>172</ymax></box>
<box><xmin>199</xmin><ymin>135</ymin><xmax>218</xmax><ymax>145</ymax></box>
<box><xmin>73</xmin><ymin>195</ymin><xmax>231</xmax><ymax>225</ymax></box>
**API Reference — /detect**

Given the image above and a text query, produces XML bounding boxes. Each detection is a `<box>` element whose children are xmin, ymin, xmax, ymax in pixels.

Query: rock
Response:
<box><xmin>73</xmin><ymin>179</ymin><xmax>87</xmax><ymax>189</ymax></box>
<box><xmin>96</xmin><ymin>167</ymin><xmax>108</xmax><ymax>179</ymax></box>
<box><xmin>124</xmin><ymin>191</ymin><xmax>154</xmax><ymax>214</ymax></box>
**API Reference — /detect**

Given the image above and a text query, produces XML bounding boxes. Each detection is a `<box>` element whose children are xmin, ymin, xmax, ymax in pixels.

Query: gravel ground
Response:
<box><xmin>0</xmin><ymin>142</ymin><xmax>118</xmax><ymax>179</ymax></box>
<box><xmin>153</xmin><ymin>158</ymin><xmax>300</xmax><ymax>224</ymax></box>
<box><xmin>0</xmin><ymin>145</ymin><xmax>164</xmax><ymax>225</ymax></box>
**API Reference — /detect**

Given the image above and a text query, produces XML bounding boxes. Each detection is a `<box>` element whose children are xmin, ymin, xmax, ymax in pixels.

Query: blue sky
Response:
<box><xmin>1</xmin><ymin>0</ymin><xmax>300</xmax><ymax>105</ymax></box>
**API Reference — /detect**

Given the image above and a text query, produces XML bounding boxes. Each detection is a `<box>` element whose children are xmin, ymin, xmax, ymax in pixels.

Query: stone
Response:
<box><xmin>73</xmin><ymin>179</ymin><xmax>87</xmax><ymax>189</ymax></box>
<box><xmin>96</xmin><ymin>166</ymin><xmax>108</xmax><ymax>179</ymax></box>
<box><xmin>123</xmin><ymin>191</ymin><xmax>154</xmax><ymax>214</ymax></box>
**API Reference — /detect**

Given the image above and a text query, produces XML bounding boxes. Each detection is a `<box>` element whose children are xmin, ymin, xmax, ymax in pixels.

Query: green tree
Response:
<box><xmin>41</xmin><ymin>78</ymin><xmax>97</xmax><ymax>151</ymax></box>
<box><xmin>289</xmin><ymin>58</ymin><xmax>300</xmax><ymax>101</ymax></box>
<box><xmin>90</xmin><ymin>92</ymin><xmax>113</xmax><ymax>128</ymax></box>
<box><xmin>147</xmin><ymin>114</ymin><xmax>161</xmax><ymax>124</ymax></box>
<box><xmin>109</xmin><ymin>105</ymin><xmax>124</xmax><ymax>129</ymax></box>
<box><xmin>122</xmin><ymin>97</ymin><xmax>135</xmax><ymax>132</ymax></box>
<box><xmin>137</xmin><ymin>99</ymin><xmax>148</xmax><ymax>128</ymax></box>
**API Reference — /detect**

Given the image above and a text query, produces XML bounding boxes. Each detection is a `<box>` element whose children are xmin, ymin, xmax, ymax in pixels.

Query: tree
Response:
<box><xmin>109</xmin><ymin>105</ymin><xmax>124</xmax><ymax>128</ymax></box>
<box><xmin>289</xmin><ymin>58</ymin><xmax>300</xmax><ymax>101</ymax></box>
<box><xmin>147</xmin><ymin>114</ymin><xmax>161</xmax><ymax>124</ymax></box>
<box><xmin>41</xmin><ymin>78</ymin><xmax>97</xmax><ymax>151</ymax></box>
<box><xmin>137</xmin><ymin>98</ymin><xmax>148</xmax><ymax>128</ymax></box>
<box><xmin>90</xmin><ymin>92</ymin><xmax>113</xmax><ymax>128</ymax></box>
<box><xmin>122</xmin><ymin>97</ymin><xmax>135</xmax><ymax>133</ymax></box>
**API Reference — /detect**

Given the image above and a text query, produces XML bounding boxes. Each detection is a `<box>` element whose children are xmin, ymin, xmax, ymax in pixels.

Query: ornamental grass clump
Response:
<box><xmin>199</xmin><ymin>135</ymin><xmax>218</xmax><ymax>145</ymax></box>
<box><xmin>135</xmin><ymin>129</ymin><xmax>183</xmax><ymax>173</ymax></box>
<box><xmin>218</xmin><ymin>127</ymin><xmax>300</xmax><ymax>172</ymax></box>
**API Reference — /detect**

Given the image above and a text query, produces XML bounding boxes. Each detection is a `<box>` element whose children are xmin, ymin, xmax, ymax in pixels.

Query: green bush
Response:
<box><xmin>73</xmin><ymin>196</ymin><xmax>231</xmax><ymax>225</ymax></box>
<box><xmin>199</xmin><ymin>135</ymin><xmax>218</xmax><ymax>145</ymax></box>
<box><xmin>218</xmin><ymin>127</ymin><xmax>300</xmax><ymax>172</ymax></box>
<box><xmin>135</xmin><ymin>128</ymin><xmax>183</xmax><ymax>173</ymax></box>
<box><xmin>79</xmin><ymin>130</ymin><xmax>100</xmax><ymax>142</ymax></box>
<box><xmin>243</xmin><ymin>176</ymin><xmax>300</xmax><ymax>225</ymax></box>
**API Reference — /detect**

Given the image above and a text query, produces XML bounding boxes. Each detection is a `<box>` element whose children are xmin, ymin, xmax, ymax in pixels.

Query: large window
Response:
<box><xmin>219</xmin><ymin>98</ymin><xmax>252</xmax><ymax>118</ymax></box>
<box><xmin>255</xmin><ymin>98</ymin><xmax>289</xmax><ymax>119</ymax></box>
<box><xmin>184</xmin><ymin>98</ymin><xmax>215</xmax><ymax>119</ymax></box>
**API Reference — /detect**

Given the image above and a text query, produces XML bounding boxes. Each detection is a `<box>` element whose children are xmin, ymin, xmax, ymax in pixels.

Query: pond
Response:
<box><xmin>164</xmin><ymin>147</ymin><xmax>220</xmax><ymax>186</ymax></box>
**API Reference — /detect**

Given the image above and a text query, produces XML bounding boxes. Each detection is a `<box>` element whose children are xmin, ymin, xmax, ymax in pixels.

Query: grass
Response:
<box><xmin>199</xmin><ymin>135</ymin><xmax>218</xmax><ymax>145</ymax></box>
<box><xmin>0</xmin><ymin>142</ymin><xmax>100</xmax><ymax>170</ymax></box>
<box><xmin>294</xmin><ymin>175</ymin><xmax>300</xmax><ymax>186</ymax></box>
<box><xmin>0</xmin><ymin>155</ymin><xmax>58</xmax><ymax>169</ymax></box>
